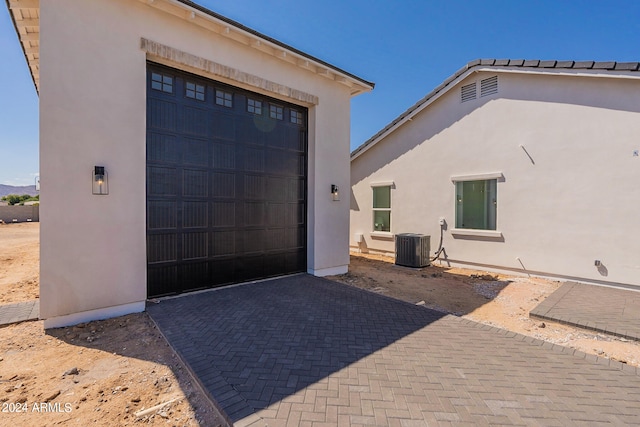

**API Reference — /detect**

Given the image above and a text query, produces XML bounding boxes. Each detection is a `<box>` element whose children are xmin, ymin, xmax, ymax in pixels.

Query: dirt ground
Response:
<box><xmin>0</xmin><ymin>223</ymin><xmax>226</xmax><ymax>427</ymax></box>
<box><xmin>329</xmin><ymin>252</ymin><xmax>640</xmax><ymax>367</ymax></box>
<box><xmin>1</xmin><ymin>223</ymin><xmax>639</xmax><ymax>426</ymax></box>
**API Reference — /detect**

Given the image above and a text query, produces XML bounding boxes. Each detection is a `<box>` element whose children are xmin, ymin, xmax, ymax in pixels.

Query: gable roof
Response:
<box><xmin>5</xmin><ymin>0</ymin><xmax>374</xmax><ymax>95</ymax></box>
<box><xmin>351</xmin><ymin>58</ymin><xmax>640</xmax><ymax>161</ymax></box>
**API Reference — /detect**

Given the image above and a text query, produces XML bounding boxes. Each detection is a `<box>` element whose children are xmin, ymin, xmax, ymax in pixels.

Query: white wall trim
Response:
<box><xmin>451</xmin><ymin>172</ymin><xmax>504</xmax><ymax>182</ymax></box>
<box><xmin>308</xmin><ymin>265</ymin><xmax>348</xmax><ymax>276</ymax></box>
<box><xmin>370</xmin><ymin>181</ymin><xmax>395</xmax><ymax>188</ymax></box>
<box><xmin>43</xmin><ymin>301</ymin><xmax>146</xmax><ymax>329</ymax></box>
<box><xmin>141</xmin><ymin>38</ymin><xmax>320</xmax><ymax>105</ymax></box>
<box><xmin>451</xmin><ymin>228</ymin><xmax>503</xmax><ymax>238</ymax></box>
<box><xmin>370</xmin><ymin>231</ymin><xmax>394</xmax><ymax>239</ymax></box>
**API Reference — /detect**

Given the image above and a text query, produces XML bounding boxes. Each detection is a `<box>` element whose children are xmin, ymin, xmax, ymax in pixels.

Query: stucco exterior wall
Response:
<box><xmin>351</xmin><ymin>70</ymin><xmax>640</xmax><ymax>288</ymax></box>
<box><xmin>40</xmin><ymin>0</ymin><xmax>356</xmax><ymax>327</ymax></box>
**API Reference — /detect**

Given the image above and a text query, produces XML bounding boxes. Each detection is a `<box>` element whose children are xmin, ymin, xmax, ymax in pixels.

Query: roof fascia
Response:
<box><xmin>145</xmin><ymin>0</ymin><xmax>374</xmax><ymax>95</ymax></box>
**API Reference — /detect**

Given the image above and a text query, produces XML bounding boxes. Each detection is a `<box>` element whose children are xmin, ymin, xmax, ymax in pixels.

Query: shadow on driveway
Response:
<box><xmin>147</xmin><ymin>274</ymin><xmax>446</xmax><ymax>422</ymax></box>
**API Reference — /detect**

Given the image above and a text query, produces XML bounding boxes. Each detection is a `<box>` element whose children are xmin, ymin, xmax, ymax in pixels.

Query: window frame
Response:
<box><xmin>215</xmin><ymin>89</ymin><xmax>233</xmax><ymax>108</ymax></box>
<box><xmin>269</xmin><ymin>104</ymin><xmax>284</xmax><ymax>120</ymax></box>
<box><xmin>451</xmin><ymin>173</ymin><xmax>503</xmax><ymax>238</ymax></box>
<box><xmin>247</xmin><ymin>98</ymin><xmax>262</xmax><ymax>115</ymax></box>
<box><xmin>371</xmin><ymin>182</ymin><xmax>394</xmax><ymax>235</ymax></box>
<box><xmin>185</xmin><ymin>81</ymin><xmax>205</xmax><ymax>101</ymax></box>
<box><xmin>151</xmin><ymin>72</ymin><xmax>173</xmax><ymax>94</ymax></box>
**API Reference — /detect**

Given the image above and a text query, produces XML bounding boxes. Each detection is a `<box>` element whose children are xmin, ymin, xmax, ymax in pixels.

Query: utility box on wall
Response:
<box><xmin>395</xmin><ymin>233</ymin><xmax>430</xmax><ymax>268</ymax></box>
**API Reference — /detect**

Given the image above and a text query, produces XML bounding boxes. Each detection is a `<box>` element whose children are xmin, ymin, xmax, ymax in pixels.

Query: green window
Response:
<box><xmin>455</xmin><ymin>179</ymin><xmax>497</xmax><ymax>230</ymax></box>
<box><xmin>373</xmin><ymin>186</ymin><xmax>391</xmax><ymax>232</ymax></box>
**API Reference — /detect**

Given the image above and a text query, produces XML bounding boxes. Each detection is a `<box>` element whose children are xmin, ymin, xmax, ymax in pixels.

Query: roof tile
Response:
<box><xmin>556</xmin><ymin>60</ymin><xmax>575</xmax><ymax>68</ymax></box>
<box><xmin>494</xmin><ymin>59</ymin><xmax>510</xmax><ymax>66</ymax></box>
<box><xmin>593</xmin><ymin>61</ymin><xmax>617</xmax><ymax>70</ymax></box>
<box><xmin>614</xmin><ymin>62</ymin><xmax>640</xmax><ymax>71</ymax></box>
<box><xmin>480</xmin><ymin>59</ymin><xmax>496</xmax><ymax>66</ymax></box>
<box><xmin>573</xmin><ymin>61</ymin><xmax>595</xmax><ymax>69</ymax></box>
<box><xmin>523</xmin><ymin>59</ymin><xmax>540</xmax><ymax>67</ymax></box>
<box><xmin>508</xmin><ymin>59</ymin><xmax>525</xmax><ymax>66</ymax></box>
<box><xmin>539</xmin><ymin>60</ymin><xmax>557</xmax><ymax>68</ymax></box>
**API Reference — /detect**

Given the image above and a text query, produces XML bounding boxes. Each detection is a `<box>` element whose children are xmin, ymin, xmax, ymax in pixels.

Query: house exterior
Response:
<box><xmin>351</xmin><ymin>59</ymin><xmax>640</xmax><ymax>289</ymax></box>
<box><xmin>7</xmin><ymin>0</ymin><xmax>373</xmax><ymax>328</ymax></box>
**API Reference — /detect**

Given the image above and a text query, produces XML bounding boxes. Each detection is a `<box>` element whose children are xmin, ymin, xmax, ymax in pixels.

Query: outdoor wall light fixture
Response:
<box><xmin>331</xmin><ymin>184</ymin><xmax>339</xmax><ymax>201</ymax></box>
<box><xmin>92</xmin><ymin>166</ymin><xmax>109</xmax><ymax>195</ymax></box>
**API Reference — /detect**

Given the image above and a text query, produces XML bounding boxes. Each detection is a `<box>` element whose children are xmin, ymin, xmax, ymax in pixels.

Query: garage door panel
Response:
<box><xmin>178</xmin><ymin>262</ymin><xmax>209</xmax><ymax>292</ymax></box>
<box><xmin>244</xmin><ymin>175</ymin><xmax>266</xmax><ymax>200</ymax></box>
<box><xmin>211</xmin><ymin>172</ymin><xmax>236</xmax><ymax>198</ymax></box>
<box><xmin>244</xmin><ymin>147</ymin><xmax>265</xmax><ymax>172</ymax></box>
<box><xmin>213</xmin><ymin>113</ymin><xmax>236</xmax><ymax>140</ymax></box>
<box><xmin>211</xmin><ymin>202</ymin><xmax>236</xmax><ymax>227</ymax></box>
<box><xmin>182</xmin><ymin>169</ymin><xmax>209</xmax><ymax>197</ymax></box>
<box><xmin>244</xmin><ymin>202</ymin><xmax>265</xmax><ymax>226</ymax></box>
<box><xmin>267</xmin><ymin>203</ymin><xmax>286</xmax><ymax>226</ymax></box>
<box><xmin>212</xmin><ymin>231</ymin><xmax>236</xmax><ymax>256</ymax></box>
<box><xmin>181</xmin><ymin>106</ymin><xmax>211</xmax><ymax>137</ymax></box>
<box><xmin>148</xmin><ymin>234</ymin><xmax>177</xmax><ymax>263</ymax></box>
<box><xmin>182</xmin><ymin>201</ymin><xmax>208</xmax><ymax>228</ymax></box>
<box><xmin>148</xmin><ymin>98</ymin><xmax>177</xmax><ymax>131</ymax></box>
<box><xmin>182</xmin><ymin>232</ymin><xmax>209</xmax><ymax>260</ymax></box>
<box><xmin>148</xmin><ymin>200</ymin><xmax>177</xmax><ymax>230</ymax></box>
<box><xmin>148</xmin><ymin>133</ymin><xmax>180</xmax><ymax>163</ymax></box>
<box><xmin>183</xmin><ymin>138</ymin><xmax>209</xmax><ymax>166</ymax></box>
<box><xmin>212</xmin><ymin>142</ymin><xmax>236</xmax><ymax>169</ymax></box>
<box><xmin>266</xmin><ymin>228</ymin><xmax>286</xmax><ymax>250</ymax></box>
<box><xmin>148</xmin><ymin>266</ymin><xmax>178</xmax><ymax>297</ymax></box>
<box><xmin>148</xmin><ymin>166</ymin><xmax>178</xmax><ymax>196</ymax></box>
<box><xmin>147</xmin><ymin>63</ymin><xmax>307</xmax><ymax>297</ymax></box>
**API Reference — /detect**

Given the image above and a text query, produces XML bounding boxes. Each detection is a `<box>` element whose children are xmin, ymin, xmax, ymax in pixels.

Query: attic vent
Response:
<box><xmin>480</xmin><ymin>76</ymin><xmax>498</xmax><ymax>97</ymax></box>
<box><xmin>461</xmin><ymin>82</ymin><xmax>477</xmax><ymax>103</ymax></box>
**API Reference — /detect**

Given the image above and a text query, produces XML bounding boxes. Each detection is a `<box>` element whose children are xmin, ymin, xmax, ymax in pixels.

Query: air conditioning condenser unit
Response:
<box><xmin>395</xmin><ymin>233</ymin><xmax>430</xmax><ymax>268</ymax></box>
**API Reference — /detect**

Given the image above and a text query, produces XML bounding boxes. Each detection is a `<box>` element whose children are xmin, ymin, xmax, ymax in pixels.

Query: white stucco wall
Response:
<box><xmin>351</xmin><ymin>70</ymin><xmax>640</xmax><ymax>288</ymax></box>
<box><xmin>40</xmin><ymin>0</ymin><xmax>360</xmax><ymax>327</ymax></box>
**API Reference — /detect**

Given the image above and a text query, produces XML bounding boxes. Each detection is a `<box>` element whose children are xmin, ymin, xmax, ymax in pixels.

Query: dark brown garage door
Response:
<box><xmin>146</xmin><ymin>63</ymin><xmax>307</xmax><ymax>298</ymax></box>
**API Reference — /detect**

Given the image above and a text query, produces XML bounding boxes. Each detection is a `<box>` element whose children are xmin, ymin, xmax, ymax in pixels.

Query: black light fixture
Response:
<box><xmin>92</xmin><ymin>166</ymin><xmax>108</xmax><ymax>195</ymax></box>
<box><xmin>331</xmin><ymin>184</ymin><xmax>339</xmax><ymax>201</ymax></box>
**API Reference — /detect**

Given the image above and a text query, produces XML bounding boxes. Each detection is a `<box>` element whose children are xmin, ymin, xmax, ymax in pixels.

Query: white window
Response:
<box><xmin>455</xmin><ymin>179</ymin><xmax>497</xmax><ymax>230</ymax></box>
<box><xmin>372</xmin><ymin>185</ymin><xmax>391</xmax><ymax>232</ymax></box>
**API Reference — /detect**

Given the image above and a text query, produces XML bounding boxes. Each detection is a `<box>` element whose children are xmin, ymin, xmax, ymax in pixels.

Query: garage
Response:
<box><xmin>146</xmin><ymin>63</ymin><xmax>308</xmax><ymax>297</ymax></box>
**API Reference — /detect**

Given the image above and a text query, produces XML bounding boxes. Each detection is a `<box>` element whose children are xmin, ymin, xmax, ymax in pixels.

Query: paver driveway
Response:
<box><xmin>147</xmin><ymin>275</ymin><xmax>640</xmax><ymax>426</ymax></box>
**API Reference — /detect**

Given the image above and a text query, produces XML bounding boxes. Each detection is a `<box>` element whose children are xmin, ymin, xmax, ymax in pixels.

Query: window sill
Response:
<box><xmin>370</xmin><ymin>232</ymin><xmax>394</xmax><ymax>240</ymax></box>
<box><xmin>451</xmin><ymin>228</ymin><xmax>503</xmax><ymax>238</ymax></box>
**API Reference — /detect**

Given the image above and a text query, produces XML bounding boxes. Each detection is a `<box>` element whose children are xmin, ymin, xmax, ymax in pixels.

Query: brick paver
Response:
<box><xmin>148</xmin><ymin>275</ymin><xmax>640</xmax><ymax>426</ymax></box>
<box><xmin>530</xmin><ymin>281</ymin><xmax>640</xmax><ymax>341</ymax></box>
<box><xmin>0</xmin><ymin>300</ymin><xmax>39</xmax><ymax>327</ymax></box>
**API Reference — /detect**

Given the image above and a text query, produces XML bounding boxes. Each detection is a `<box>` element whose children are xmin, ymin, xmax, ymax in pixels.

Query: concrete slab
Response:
<box><xmin>0</xmin><ymin>300</ymin><xmax>39</xmax><ymax>327</ymax></box>
<box><xmin>531</xmin><ymin>281</ymin><xmax>640</xmax><ymax>341</ymax></box>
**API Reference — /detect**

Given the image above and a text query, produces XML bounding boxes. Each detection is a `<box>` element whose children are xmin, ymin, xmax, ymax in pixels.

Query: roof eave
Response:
<box><xmin>151</xmin><ymin>0</ymin><xmax>374</xmax><ymax>95</ymax></box>
<box><xmin>351</xmin><ymin>58</ymin><xmax>640</xmax><ymax>161</ymax></box>
<box><xmin>5</xmin><ymin>0</ymin><xmax>40</xmax><ymax>94</ymax></box>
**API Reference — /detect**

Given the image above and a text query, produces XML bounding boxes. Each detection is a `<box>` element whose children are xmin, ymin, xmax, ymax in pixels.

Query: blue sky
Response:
<box><xmin>1</xmin><ymin>0</ymin><xmax>639</xmax><ymax>185</ymax></box>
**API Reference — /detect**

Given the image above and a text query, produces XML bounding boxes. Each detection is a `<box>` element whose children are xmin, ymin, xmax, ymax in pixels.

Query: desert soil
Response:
<box><xmin>329</xmin><ymin>252</ymin><xmax>640</xmax><ymax>367</ymax></box>
<box><xmin>0</xmin><ymin>223</ymin><xmax>226</xmax><ymax>427</ymax></box>
<box><xmin>1</xmin><ymin>223</ymin><xmax>639</xmax><ymax>427</ymax></box>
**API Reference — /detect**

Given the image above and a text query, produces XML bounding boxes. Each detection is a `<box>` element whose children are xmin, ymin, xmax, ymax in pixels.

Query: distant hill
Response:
<box><xmin>0</xmin><ymin>184</ymin><xmax>38</xmax><ymax>198</ymax></box>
